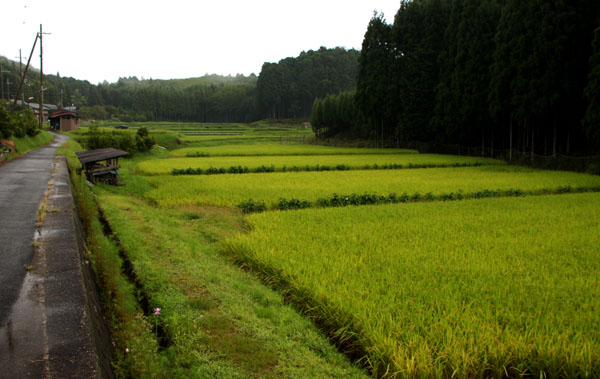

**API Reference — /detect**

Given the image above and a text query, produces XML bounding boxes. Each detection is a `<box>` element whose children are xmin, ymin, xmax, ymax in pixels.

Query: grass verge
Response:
<box><xmin>58</xmin><ymin>138</ymin><xmax>171</xmax><ymax>376</ymax></box>
<box><xmin>1</xmin><ymin>130</ymin><xmax>53</xmax><ymax>164</ymax></box>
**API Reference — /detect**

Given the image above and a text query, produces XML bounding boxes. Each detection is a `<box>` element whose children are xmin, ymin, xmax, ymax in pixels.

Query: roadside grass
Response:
<box><xmin>170</xmin><ymin>143</ymin><xmax>417</xmax><ymax>157</ymax></box>
<box><xmin>136</xmin><ymin>154</ymin><xmax>504</xmax><ymax>175</ymax></box>
<box><xmin>142</xmin><ymin>165</ymin><xmax>600</xmax><ymax>209</ymax></box>
<box><xmin>58</xmin><ymin>139</ymin><xmax>170</xmax><ymax>377</ymax></box>
<box><xmin>223</xmin><ymin>193</ymin><xmax>600</xmax><ymax>377</ymax></box>
<box><xmin>13</xmin><ymin>130</ymin><xmax>54</xmax><ymax>153</ymax></box>
<box><xmin>96</xmin><ymin>191</ymin><xmax>367</xmax><ymax>378</ymax></box>
<box><xmin>1</xmin><ymin>130</ymin><xmax>54</xmax><ymax>163</ymax></box>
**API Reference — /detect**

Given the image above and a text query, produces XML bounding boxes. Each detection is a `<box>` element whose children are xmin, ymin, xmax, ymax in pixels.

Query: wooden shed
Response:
<box><xmin>49</xmin><ymin>110</ymin><xmax>79</xmax><ymax>131</ymax></box>
<box><xmin>76</xmin><ymin>148</ymin><xmax>129</xmax><ymax>185</ymax></box>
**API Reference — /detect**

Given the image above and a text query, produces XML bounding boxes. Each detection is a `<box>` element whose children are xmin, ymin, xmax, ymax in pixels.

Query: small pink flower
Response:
<box><xmin>125</xmin><ymin>348</ymin><xmax>130</xmax><ymax>353</ymax></box>
<box><xmin>153</xmin><ymin>307</ymin><xmax>161</xmax><ymax>316</ymax></box>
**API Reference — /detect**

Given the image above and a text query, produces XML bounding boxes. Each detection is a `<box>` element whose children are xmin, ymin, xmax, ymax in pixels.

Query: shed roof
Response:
<box><xmin>76</xmin><ymin>148</ymin><xmax>129</xmax><ymax>164</ymax></box>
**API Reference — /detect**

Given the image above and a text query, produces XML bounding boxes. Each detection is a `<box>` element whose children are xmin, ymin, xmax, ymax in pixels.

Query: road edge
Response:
<box><xmin>37</xmin><ymin>155</ymin><xmax>116</xmax><ymax>378</ymax></box>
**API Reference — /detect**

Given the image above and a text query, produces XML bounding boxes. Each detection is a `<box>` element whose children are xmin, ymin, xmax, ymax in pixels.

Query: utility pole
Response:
<box><xmin>12</xmin><ymin>33</ymin><xmax>38</xmax><ymax>112</ymax></box>
<box><xmin>5</xmin><ymin>78</ymin><xmax>12</xmax><ymax>100</ymax></box>
<box><xmin>38</xmin><ymin>24</ymin><xmax>51</xmax><ymax>128</ymax></box>
<box><xmin>16</xmin><ymin>49</ymin><xmax>25</xmax><ymax>105</ymax></box>
<box><xmin>39</xmin><ymin>24</ymin><xmax>45</xmax><ymax>129</ymax></box>
<box><xmin>0</xmin><ymin>66</ymin><xmax>6</xmax><ymax>99</ymax></box>
<box><xmin>0</xmin><ymin>67</ymin><xmax>10</xmax><ymax>100</ymax></box>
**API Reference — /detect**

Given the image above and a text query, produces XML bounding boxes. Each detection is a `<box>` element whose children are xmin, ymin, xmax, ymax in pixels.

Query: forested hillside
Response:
<box><xmin>1</xmin><ymin>47</ymin><xmax>358</xmax><ymax>123</ymax></box>
<box><xmin>256</xmin><ymin>47</ymin><xmax>359</xmax><ymax>119</ymax></box>
<box><xmin>312</xmin><ymin>0</ymin><xmax>600</xmax><ymax>154</ymax></box>
<box><xmin>93</xmin><ymin>75</ymin><xmax>259</xmax><ymax>122</ymax></box>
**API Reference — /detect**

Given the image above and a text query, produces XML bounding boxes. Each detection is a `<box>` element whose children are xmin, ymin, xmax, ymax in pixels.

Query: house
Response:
<box><xmin>49</xmin><ymin>110</ymin><xmax>79</xmax><ymax>131</ymax></box>
<box><xmin>14</xmin><ymin>100</ymin><xmax>58</xmax><ymax>122</ymax></box>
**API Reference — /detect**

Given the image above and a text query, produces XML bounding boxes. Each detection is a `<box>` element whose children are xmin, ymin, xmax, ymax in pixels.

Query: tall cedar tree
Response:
<box><xmin>392</xmin><ymin>0</ymin><xmax>452</xmax><ymax>142</ymax></box>
<box><xmin>490</xmin><ymin>0</ymin><xmax>599</xmax><ymax>156</ymax></box>
<box><xmin>583</xmin><ymin>21</ymin><xmax>600</xmax><ymax>146</ymax></box>
<box><xmin>434</xmin><ymin>0</ymin><xmax>501</xmax><ymax>147</ymax></box>
<box><xmin>356</xmin><ymin>13</ymin><xmax>394</xmax><ymax>146</ymax></box>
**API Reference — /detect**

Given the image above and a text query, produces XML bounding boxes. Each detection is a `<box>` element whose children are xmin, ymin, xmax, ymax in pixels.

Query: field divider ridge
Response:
<box><xmin>171</xmin><ymin>162</ymin><xmax>487</xmax><ymax>176</ymax></box>
<box><xmin>220</xmin><ymin>241</ymin><xmax>386</xmax><ymax>377</ymax></box>
<box><xmin>238</xmin><ymin>185</ymin><xmax>600</xmax><ymax>213</ymax></box>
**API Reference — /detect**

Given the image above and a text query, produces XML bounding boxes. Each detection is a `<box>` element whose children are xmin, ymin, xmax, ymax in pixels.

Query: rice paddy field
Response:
<box><xmin>144</xmin><ymin>165</ymin><xmax>600</xmax><ymax>208</ymax></box>
<box><xmin>169</xmin><ymin>143</ymin><xmax>417</xmax><ymax>157</ymax></box>
<box><xmin>224</xmin><ymin>194</ymin><xmax>600</xmax><ymax>377</ymax></box>
<box><xmin>136</xmin><ymin>154</ymin><xmax>503</xmax><ymax>175</ymax></box>
<box><xmin>93</xmin><ymin>121</ymin><xmax>314</xmax><ymax>139</ymax></box>
<box><xmin>65</xmin><ymin>122</ymin><xmax>600</xmax><ymax>377</ymax></box>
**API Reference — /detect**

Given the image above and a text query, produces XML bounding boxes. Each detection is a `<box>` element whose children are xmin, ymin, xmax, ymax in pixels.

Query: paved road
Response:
<box><xmin>0</xmin><ymin>133</ymin><xmax>67</xmax><ymax>326</ymax></box>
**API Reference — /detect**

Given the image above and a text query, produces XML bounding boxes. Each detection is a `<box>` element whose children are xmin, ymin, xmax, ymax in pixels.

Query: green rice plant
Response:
<box><xmin>172</xmin><ymin>162</ymin><xmax>488</xmax><ymax>176</ymax></box>
<box><xmin>170</xmin><ymin>143</ymin><xmax>418</xmax><ymax>157</ymax></box>
<box><xmin>143</xmin><ymin>166</ymin><xmax>600</xmax><ymax>209</ymax></box>
<box><xmin>137</xmin><ymin>154</ymin><xmax>503</xmax><ymax>175</ymax></box>
<box><xmin>223</xmin><ymin>193</ymin><xmax>600</xmax><ymax>377</ymax></box>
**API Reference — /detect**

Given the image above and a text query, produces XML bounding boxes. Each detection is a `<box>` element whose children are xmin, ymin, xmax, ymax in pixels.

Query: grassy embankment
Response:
<box><xmin>1</xmin><ymin>130</ymin><xmax>54</xmax><ymax>162</ymax></box>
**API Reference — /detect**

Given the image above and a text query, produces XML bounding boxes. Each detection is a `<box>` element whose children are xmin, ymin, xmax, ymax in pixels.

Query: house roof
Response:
<box><xmin>76</xmin><ymin>148</ymin><xmax>129</xmax><ymax>164</ymax></box>
<box><xmin>49</xmin><ymin>110</ymin><xmax>79</xmax><ymax>119</ymax></box>
<box><xmin>14</xmin><ymin>100</ymin><xmax>57</xmax><ymax>111</ymax></box>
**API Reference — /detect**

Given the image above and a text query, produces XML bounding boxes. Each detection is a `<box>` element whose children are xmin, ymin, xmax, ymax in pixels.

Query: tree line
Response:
<box><xmin>312</xmin><ymin>0</ymin><xmax>600</xmax><ymax>154</ymax></box>
<box><xmin>1</xmin><ymin>47</ymin><xmax>359</xmax><ymax>123</ymax></box>
<box><xmin>256</xmin><ymin>47</ymin><xmax>359</xmax><ymax>119</ymax></box>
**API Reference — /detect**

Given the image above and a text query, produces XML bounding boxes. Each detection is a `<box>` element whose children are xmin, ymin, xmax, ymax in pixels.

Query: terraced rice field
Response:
<box><xmin>143</xmin><ymin>165</ymin><xmax>600</xmax><ymax>208</ymax></box>
<box><xmin>224</xmin><ymin>193</ymin><xmax>600</xmax><ymax>377</ymax></box>
<box><xmin>169</xmin><ymin>143</ymin><xmax>417</xmax><ymax>157</ymax></box>
<box><xmin>71</xmin><ymin>122</ymin><xmax>600</xmax><ymax>377</ymax></box>
<box><xmin>135</xmin><ymin>154</ymin><xmax>503</xmax><ymax>175</ymax></box>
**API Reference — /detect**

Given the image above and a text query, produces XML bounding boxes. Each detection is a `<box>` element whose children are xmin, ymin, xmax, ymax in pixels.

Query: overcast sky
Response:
<box><xmin>1</xmin><ymin>0</ymin><xmax>400</xmax><ymax>84</ymax></box>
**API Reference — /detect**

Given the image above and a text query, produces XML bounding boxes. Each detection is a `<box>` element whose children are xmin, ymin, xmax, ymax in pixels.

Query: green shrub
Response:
<box><xmin>237</xmin><ymin>199</ymin><xmax>267</xmax><ymax>213</ymax></box>
<box><xmin>277</xmin><ymin>198</ymin><xmax>312</xmax><ymax>210</ymax></box>
<box><xmin>0</xmin><ymin>103</ymin><xmax>39</xmax><ymax>138</ymax></box>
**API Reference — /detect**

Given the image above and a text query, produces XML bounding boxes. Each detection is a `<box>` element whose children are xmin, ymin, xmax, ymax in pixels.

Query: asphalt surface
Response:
<box><xmin>0</xmin><ymin>133</ymin><xmax>67</xmax><ymax>326</ymax></box>
<box><xmin>0</xmin><ymin>154</ymin><xmax>105</xmax><ymax>377</ymax></box>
